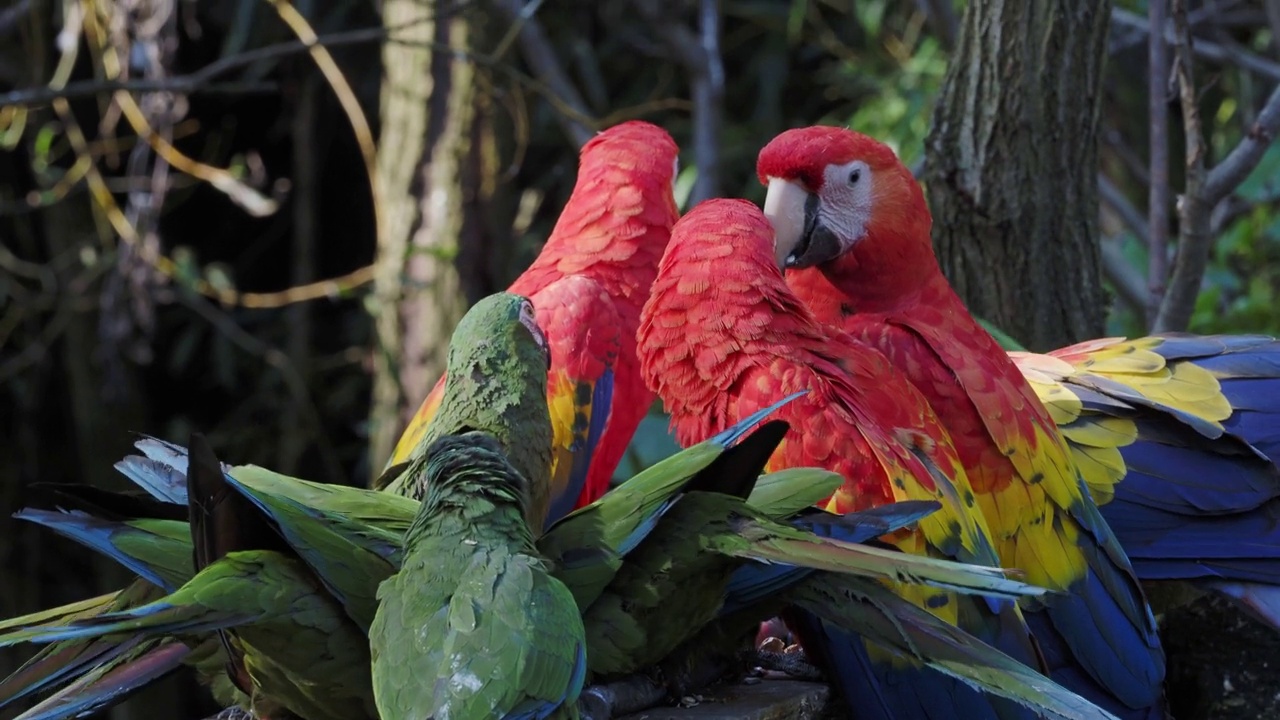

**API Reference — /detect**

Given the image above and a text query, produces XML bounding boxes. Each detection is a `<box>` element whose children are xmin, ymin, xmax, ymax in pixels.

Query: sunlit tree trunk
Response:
<box><xmin>924</xmin><ymin>0</ymin><xmax>1111</xmax><ymax>350</ymax></box>
<box><xmin>369</xmin><ymin>0</ymin><xmax>481</xmax><ymax>469</ymax></box>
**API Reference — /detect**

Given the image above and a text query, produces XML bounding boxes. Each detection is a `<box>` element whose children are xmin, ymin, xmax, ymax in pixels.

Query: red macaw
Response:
<box><xmin>755</xmin><ymin>126</ymin><xmax>1280</xmax><ymax>718</ymax></box>
<box><xmin>637</xmin><ymin>197</ymin><xmax>1047</xmax><ymax>720</ymax></box>
<box><xmin>382</xmin><ymin>120</ymin><xmax>681</xmax><ymax>527</ymax></box>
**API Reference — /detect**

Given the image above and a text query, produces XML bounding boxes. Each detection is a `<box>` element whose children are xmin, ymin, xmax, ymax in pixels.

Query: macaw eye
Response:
<box><xmin>848</xmin><ymin>168</ymin><xmax>861</xmax><ymax>186</ymax></box>
<box><xmin>516</xmin><ymin>301</ymin><xmax>551</xmax><ymax>370</ymax></box>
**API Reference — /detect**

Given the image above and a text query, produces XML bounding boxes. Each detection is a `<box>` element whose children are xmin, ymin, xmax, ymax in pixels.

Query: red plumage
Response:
<box><xmin>638</xmin><ymin>198</ymin><xmax>1007</xmax><ymax>571</ymax></box>
<box><xmin>757</xmin><ymin>126</ymin><xmax>1166</xmax><ymax>713</ymax></box>
<box><xmin>388</xmin><ymin>121</ymin><xmax>681</xmax><ymax>521</ymax></box>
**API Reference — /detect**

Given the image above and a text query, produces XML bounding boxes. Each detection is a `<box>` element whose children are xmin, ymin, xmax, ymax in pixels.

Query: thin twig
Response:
<box><xmin>1100</xmin><ymin>240</ymin><xmax>1150</xmax><ymax>317</ymax></box>
<box><xmin>1098</xmin><ymin>174</ymin><xmax>1151</xmax><ymax>241</ymax></box>
<box><xmin>1154</xmin><ymin>2</ymin><xmax>1280</xmax><ymax>331</ymax></box>
<box><xmin>1154</xmin><ymin>0</ymin><xmax>1210</xmax><ymax>333</ymax></box>
<box><xmin>0</xmin><ymin>25</ymin><xmax>393</xmax><ymax>107</ymax></box>
<box><xmin>635</xmin><ymin>0</ymin><xmax>724</xmax><ymax>204</ymax></box>
<box><xmin>1202</xmin><ymin>82</ymin><xmax>1280</xmax><ymax>202</ymax></box>
<box><xmin>1147</xmin><ymin>0</ymin><xmax>1171</xmax><ymax>327</ymax></box>
<box><xmin>490</xmin><ymin>0</ymin><xmax>593</xmax><ymax>148</ymax></box>
<box><xmin>176</xmin><ymin>292</ymin><xmax>346</xmax><ymax>485</ymax></box>
<box><xmin>78</xmin><ymin>0</ymin><xmax>278</xmax><ymax>218</ymax></box>
<box><xmin>1111</xmin><ymin>7</ymin><xmax>1280</xmax><ymax>82</ymax></box>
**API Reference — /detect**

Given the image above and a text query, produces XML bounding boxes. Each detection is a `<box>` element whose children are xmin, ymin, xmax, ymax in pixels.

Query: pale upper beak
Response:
<box><xmin>762</xmin><ymin>177</ymin><xmax>810</xmax><ymax>270</ymax></box>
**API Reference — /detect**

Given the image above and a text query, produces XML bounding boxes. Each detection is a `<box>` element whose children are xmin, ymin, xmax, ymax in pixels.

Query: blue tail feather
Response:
<box><xmin>1112</xmin><ymin>441</ymin><xmax>1278</xmax><ymax>515</ymax></box>
<box><xmin>786</xmin><ymin>609</ymin><xmax>1031</xmax><ymax>720</ymax></box>
<box><xmin>13</xmin><ymin>510</ymin><xmax>179</xmax><ymax>592</ymax></box>
<box><xmin>1025</xmin><ymin>611</ymin><xmax>1167</xmax><ymax>720</ymax></box>
<box><xmin>709</xmin><ymin>391</ymin><xmax>806</xmax><ymax>447</ymax></box>
<box><xmin>1036</xmin><ymin>562</ymin><xmax>1165</xmax><ymax>713</ymax></box>
<box><xmin>0</xmin><ymin>637</ymin><xmax>145</xmax><ymax>710</ymax></box>
<box><xmin>112</xmin><ymin>456</ymin><xmax>188</xmax><ymax>505</ymax></box>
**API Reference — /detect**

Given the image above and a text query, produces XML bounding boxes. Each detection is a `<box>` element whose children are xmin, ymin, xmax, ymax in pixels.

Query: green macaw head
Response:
<box><xmin>406</xmin><ymin>292</ymin><xmax>554</xmax><ymax>526</ymax></box>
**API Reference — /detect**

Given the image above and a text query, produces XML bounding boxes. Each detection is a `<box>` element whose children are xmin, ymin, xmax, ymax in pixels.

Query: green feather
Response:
<box><xmin>370</xmin><ymin>432</ymin><xmax>584</xmax><ymax>720</ymax></box>
<box><xmin>379</xmin><ymin>293</ymin><xmax>555</xmax><ymax>533</ymax></box>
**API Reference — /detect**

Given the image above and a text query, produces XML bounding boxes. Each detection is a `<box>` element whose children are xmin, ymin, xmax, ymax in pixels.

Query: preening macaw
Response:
<box><xmin>756</xmin><ymin>126</ymin><xmax>1278</xmax><ymax>717</ymax></box>
<box><xmin>635</xmin><ymin>197</ymin><xmax>1064</xmax><ymax>720</ymax></box>
<box><xmin>381</xmin><ymin>292</ymin><xmax>554</xmax><ymax>529</ymax></box>
<box><xmin>382</xmin><ymin>120</ymin><xmax>682</xmax><ymax>528</ymax></box>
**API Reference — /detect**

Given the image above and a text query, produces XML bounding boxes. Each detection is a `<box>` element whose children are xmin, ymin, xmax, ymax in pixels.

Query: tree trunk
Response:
<box><xmin>369</xmin><ymin>0</ymin><xmax>482</xmax><ymax>469</ymax></box>
<box><xmin>924</xmin><ymin>0</ymin><xmax>1111</xmax><ymax>351</ymax></box>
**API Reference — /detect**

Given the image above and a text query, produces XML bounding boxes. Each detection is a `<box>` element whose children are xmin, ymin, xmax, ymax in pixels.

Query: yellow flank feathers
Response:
<box><xmin>974</xmin><ymin>471</ymin><xmax>1087</xmax><ymax>593</ymax></box>
<box><xmin>545</xmin><ymin>372</ymin><xmax>591</xmax><ymax>503</ymax></box>
<box><xmin>1009</xmin><ymin>335</ymin><xmax>1242</xmax><ymax>509</ymax></box>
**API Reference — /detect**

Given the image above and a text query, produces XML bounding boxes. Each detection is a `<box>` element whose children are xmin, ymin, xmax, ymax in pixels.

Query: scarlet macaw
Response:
<box><xmin>380</xmin><ymin>120</ymin><xmax>682</xmax><ymax>529</ymax></box>
<box><xmin>755</xmin><ymin>126</ymin><xmax>1280</xmax><ymax>717</ymax></box>
<box><xmin>637</xmin><ymin>197</ymin><xmax>1053</xmax><ymax>720</ymax></box>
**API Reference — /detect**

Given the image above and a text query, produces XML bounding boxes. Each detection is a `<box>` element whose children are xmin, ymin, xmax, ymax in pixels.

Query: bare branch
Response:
<box><xmin>0</xmin><ymin>26</ymin><xmax>391</xmax><ymax>107</ymax></box>
<box><xmin>491</xmin><ymin>0</ymin><xmax>593</xmax><ymax>148</ymax></box>
<box><xmin>1101</xmin><ymin>239</ymin><xmax>1150</xmax><ymax>318</ymax></box>
<box><xmin>1146</xmin><ymin>0</ymin><xmax>1171</xmax><ymax>326</ymax></box>
<box><xmin>1153</xmin><ymin>0</ymin><xmax>1210</xmax><ymax>333</ymax></box>
<box><xmin>1098</xmin><ymin>174</ymin><xmax>1151</xmax><ymax>241</ymax></box>
<box><xmin>1111</xmin><ymin>7</ymin><xmax>1280</xmax><ymax>82</ymax></box>
<box><xmin>1202</xmin><ymin>82</ymin><xmax>1280</xmax><ymax>203</ymax></box>
<box><xmin>635</xmin><ymin>0</ymin><xmax>724</xmax><ymax>205</ymax></box>
<box><xmin>690</xmin><ymin>0</ymin><xmax>724</xmax><ymax>204</ymax></box>
<box><xmin>1151</xmin><ymin>3</ymin><xmax>1280</xmax><ymax>332</ymax></box>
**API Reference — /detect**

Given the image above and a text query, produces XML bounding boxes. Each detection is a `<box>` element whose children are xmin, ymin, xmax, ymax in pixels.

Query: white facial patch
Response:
<box><xmin>819</xmin><ymin>160</ymin><xmax>874</xmax><ymax>250</ymax></box>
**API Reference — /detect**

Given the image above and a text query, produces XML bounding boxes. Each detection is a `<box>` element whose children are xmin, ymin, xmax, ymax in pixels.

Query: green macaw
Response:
<box><xmin>2</xmin><ymin>415</ymin><xmax>1111</xmax><ymax>720</ymax></box>
<box><xmin>370</xmin><ymin>432</ymin><xmax>586</xmax><ymax>720</ymax></box>
<box><xmin>377</xmin><ymin>293</ymin><xmax>555</xmax><ymax>529</ymax></box>
<box><xmin>0</xmin><ymin>399</ymin><xmax>800</xmax><ymax>720</ymax></box>
<box><xmin>0</xmin><ymin>436</ymin><xmax>378</xmax><ymax>720</ymax></box>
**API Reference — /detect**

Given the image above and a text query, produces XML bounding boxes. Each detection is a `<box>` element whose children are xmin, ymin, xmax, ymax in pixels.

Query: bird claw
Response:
<box><xmin>751</xmin><ymin>648</ymin><xmax>824</xmax><ymax>681</ymax></box>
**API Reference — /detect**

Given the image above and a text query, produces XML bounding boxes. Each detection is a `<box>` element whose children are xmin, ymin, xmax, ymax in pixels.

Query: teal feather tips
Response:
<box><xmin>405</xmin><ymin>432</ymin><xmax>535</xmax><ymax>543</ymax></box>
<box><xmin>385</xmin><ymin>292</ymin><xmax>555</xmax><ymax>530</ymax></box>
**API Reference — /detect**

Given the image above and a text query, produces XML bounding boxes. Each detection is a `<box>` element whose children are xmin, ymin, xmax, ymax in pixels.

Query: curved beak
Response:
<box><xmin>763</xmin><ymin>178</ymin><xmax>809</xmax><ymax>270</ymax></box>
<box><xmin>762</xmin><ymin>178</ymin><xmax>843</xmax><ymax>271</ymax></box>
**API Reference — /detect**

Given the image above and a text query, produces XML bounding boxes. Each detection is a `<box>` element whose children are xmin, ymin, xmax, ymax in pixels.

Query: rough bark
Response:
<box><xmin>924</xmin><ymin>0</ymin><xmax>1112</xmax><ymax>351</ymax></box>
<box><xmin>369</xmin><ymin>0</ymin><xmax>479</xmax><ymax>468</ymax></box>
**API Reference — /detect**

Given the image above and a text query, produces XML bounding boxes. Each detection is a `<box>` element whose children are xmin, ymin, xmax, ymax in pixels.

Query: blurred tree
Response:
<box><xmin>925</xmin><ymin>0</ymin><xmax>1112</xmax><ymax>351</ymax></box>
<box><xmin>369</xmin><ymin>0</ymin><xmax>480</xmax><ymax>468</ymax></box>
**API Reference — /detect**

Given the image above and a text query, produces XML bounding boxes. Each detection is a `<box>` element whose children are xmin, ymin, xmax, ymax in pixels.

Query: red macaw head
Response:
<box><xmin>581</xmin><ymin>120</ymin><xmax>681</xmax><ymax>199</ymax></box>
<box><xmin>755</xmin><ymin>126</ymin><xmax>930</xmax><ymax>275</ymax></box>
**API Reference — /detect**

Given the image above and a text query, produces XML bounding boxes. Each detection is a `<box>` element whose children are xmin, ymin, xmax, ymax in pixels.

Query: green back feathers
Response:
<box><xmin>405</xmin><ymin>433</ymin><xmax>537</xmax><ymax>549</ymax></box>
